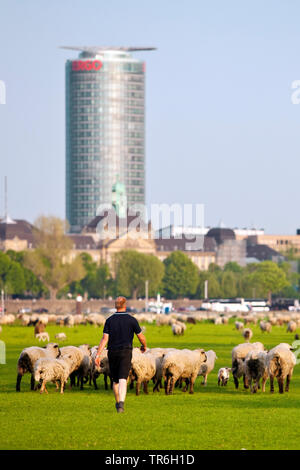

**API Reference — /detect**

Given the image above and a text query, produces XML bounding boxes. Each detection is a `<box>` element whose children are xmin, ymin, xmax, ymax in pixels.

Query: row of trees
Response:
<box><xmin>0</xmin><ymin>216</ymin><xmax>299</xmax><ymax>300</ymax></box>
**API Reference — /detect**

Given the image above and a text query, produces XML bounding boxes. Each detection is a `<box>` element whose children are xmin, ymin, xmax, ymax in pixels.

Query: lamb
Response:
<box><xmin>55</xmin><ymin>333</ymin><xmax>67</xmax><ymax>341</ymax></box>
<box><xmin>218</xmin><ymin>367</ymin><xmax>231</xmax><ymax>386</ymax></box>
<box><xmin>162</xmin><ymin>348</ymin><xmax>207</xmax><ymax>395</ymax></box>
<box><xmin>231</xmin><ymin>342</ymin><xmax>264</xmax><ymax>389</ymax></box>
<box><xmin>266</xmin><ymin>343</ymin><xmax>296</xmax><ymax>394</ymax></box>
<box><xmin>128</xmin><ymin>349</ymin><xmax>156</xmax><ymax>395</ymax></box>
<box><xmin>34</xmin><ymin>356</ymin><xmax>72</xmax><ymax>394</ymax></box>
<box><xmin>259</xmin><ymin>321</ymin><xmax>272</xmax><ymax>333</ymax></box>
<box><xmin>287</xmin><ymin>321</ymin><xmax>297</xmax><ymax>333</ymax></box>
<box><xmin>244</xmin><ymin>350</ymin><xmax>268</xmax><ymax>393</ymax></box>
<box><xmin>198</xmin><ymin>350</ymin><xmax>217</xmax><ymax>386</ymax></box>
<box><xmin>16</xmin><ymin>343</ymin><xmax>61</xmax><ymax>391</ymax></box>
<box><xmin>242</xmin><ymin>328</ymin><xmax>253</xmax><ymax>342</ymax></box>
<box><xmin>35</xmin><ymin>332</ymin><xmax>50</xmax><ymax>342</ymax></box>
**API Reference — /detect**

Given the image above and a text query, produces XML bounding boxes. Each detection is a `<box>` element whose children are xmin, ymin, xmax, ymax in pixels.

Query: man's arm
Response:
<box><xmin>95</xmin><ymin>333</ymin><xmax>109</xmax><ymax>367</ymax></box>
<box><xmin>137</xmin><ymin>332</ymin><xmax>147</xmax><ymax>353</ymax></box>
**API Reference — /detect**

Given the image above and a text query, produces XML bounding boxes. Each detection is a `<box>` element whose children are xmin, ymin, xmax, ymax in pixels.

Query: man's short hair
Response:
<box><xmin>115</xmin><ymin>296</ymin><xmax>126</xmax><ymax>310</ymax></box>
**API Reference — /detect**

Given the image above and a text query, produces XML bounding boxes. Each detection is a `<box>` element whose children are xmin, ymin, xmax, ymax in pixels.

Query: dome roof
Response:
<box><xmin>206</xmin><ymin>227</ymin><xmax>236</xmax><ymax>245</ymax></box>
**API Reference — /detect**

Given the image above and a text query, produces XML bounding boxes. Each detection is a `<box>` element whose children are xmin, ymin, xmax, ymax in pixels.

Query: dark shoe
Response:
<box><xmin>117</xmin><ymin>401</ymin><xmax>125</xmax><ymax>413</ymax></box>
<box><xmin>115</xmin><ymin>402</ymin><xmax>120</xmax><ymax>412</ymax></box>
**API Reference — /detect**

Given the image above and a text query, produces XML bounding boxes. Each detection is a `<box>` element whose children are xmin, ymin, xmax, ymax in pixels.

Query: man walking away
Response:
<box><xmin>95</xmin><ymin>296</ymin><xmax>147</xmax><ymax>413</ymax></box>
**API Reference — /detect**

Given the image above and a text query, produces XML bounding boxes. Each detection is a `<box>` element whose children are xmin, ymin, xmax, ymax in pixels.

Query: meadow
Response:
<box><xmin>0</xmin><ymin>320</ymin><xmax>299</xmax><ymax>450</ymax></box>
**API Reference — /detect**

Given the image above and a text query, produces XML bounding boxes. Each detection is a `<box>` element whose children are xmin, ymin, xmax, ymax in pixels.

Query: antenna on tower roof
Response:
<box><xmin>2</xmin><ymin>176</ymin><xmax>15</xmax><ymax>225</ymax></box>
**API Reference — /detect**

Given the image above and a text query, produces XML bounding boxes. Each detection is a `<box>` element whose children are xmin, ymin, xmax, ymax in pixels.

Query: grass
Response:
<box><xmin>0</xmin><ymin>320</ymin><xmax>300</xmax><ymax>450</ymax></box>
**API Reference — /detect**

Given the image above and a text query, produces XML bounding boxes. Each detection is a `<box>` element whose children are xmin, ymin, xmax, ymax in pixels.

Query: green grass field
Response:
<box><xmin>0</xmin><ymin>320</ymin><xmax>299</xmax><ymax>450</ymax></box>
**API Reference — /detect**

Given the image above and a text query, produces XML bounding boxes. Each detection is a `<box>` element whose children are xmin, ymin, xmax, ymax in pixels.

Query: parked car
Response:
<box><xmin>33</xmin><ymin>308</ymin><xmax>49</xmax><ymax>313</ymax></box>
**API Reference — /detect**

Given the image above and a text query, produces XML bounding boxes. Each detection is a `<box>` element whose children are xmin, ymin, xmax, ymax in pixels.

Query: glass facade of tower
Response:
<box><xmin>66</xmin><ymin>50</ymin><xmax>145</xmax><ymax>232</ymax></box>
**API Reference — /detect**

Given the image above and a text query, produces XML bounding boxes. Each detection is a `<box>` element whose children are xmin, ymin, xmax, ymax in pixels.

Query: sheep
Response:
<box><xmin>90</xmin><ymin>346</ymin><xmax>112</xmax><ymax>390</ymax></box>
<box><xmin>231</xmin><ymin>342</ymin><xmax>264</xmax><ymax>390</ymax></box>
<box><xmin>242</xmin><ymin>328</ymin><xmax>253</xmax><ymax>342</ymax></box>
<box><xmin>87</xmin><ymin>313</ymin><xmax>105</xmax><ymax>327</ymax></box>
<box><xmin>218</xmin><ymin>367</ymin><xmax>231</xmax><ymax>386</ymax></box>
<box><xmin>64</xmin><ymin>315</ymin><xmax>74</xmax><ymax>328</ymax></box>
<box><xmin>60</xmin><ymin>346</ymin><xmax>86</xmax><ymax>388</ymax></box>
<box><xmin>198</xmin><ymin>350</ymin><xmax>217</xmax><ymax>386</ymax></box>
<box><xmin>76</xmin><ymin>344</ymin><xmax>92</xmax><ymax>389</ymax></box>
<box><xmin>162</xmin><ymin>348</ymin><xmax>207</xmax><ymax>395</ymax></box>
<box><xmin>35</xmin><ymin>332</ymin><xmax>50</xmax><ymax>342</ymax></box>
<box><xmin>55</xmin><ymin>333</ymin><xmax>67</xmax><ymax>341</ymax></box>
<box><xmin>0</xmin><ymin>326</ymin><xmax>2</xmax><ymax>334</ymax></box>
<box><xmin>16</xmin><ymin>343</ymin><xmax>61</xmax><ymax>391</ymax></box>
<box><xmin>266</xmin><ymin>343</ymin><xmax>296</xmax><ymax>394</ymax></box>
<box><xmin>235</xmin><ymin>321</ymin><xmax>244</xmax><ymax>331</ymax></box>
<box><xmin>0</xmin><ymin>314</ymin><xmax>15</xmax><ymax>325</ymax></box>
<box><xmin>259</xmin><ymin>321</ymin><xmax>272</xmax><ymax>333</ymax></box>
<box><xmin>287</xmin><ymin>321</ymin><xmax>297</xmax><ymax>333</ymax></box>
<box><xmin>244</xmin><ymin>350</ymin><xmax>268</xmax><ymax>393</ymax></box>
<box><xmin>149</xmin><ymin>348</ymin><xmax>177</xmax><ymax>392</ymax></box>
<box><xmin>171</xmin><ymin>321</ymin><xmax>185</xmax><ymax>336</ymax></box>
<box><xmin>128</xmin><ymin>348</ymin><xmax>156</xmax><ymax>395</ymax></box>
<box><xmin>34</xmin><ymin>356</ymin><xmax>72</xmax><ymax>394</ymax></box>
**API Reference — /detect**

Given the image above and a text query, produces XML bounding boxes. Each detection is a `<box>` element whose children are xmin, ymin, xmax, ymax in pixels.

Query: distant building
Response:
<box><xmin>64</xmin><ymin>46</ymin><xmax>155</xmax><ymax>233</ymax></box>
<box><xmin>0</xmin><ymin>216</ymin><xmax>34</xmax><ymax>251</ymax></box>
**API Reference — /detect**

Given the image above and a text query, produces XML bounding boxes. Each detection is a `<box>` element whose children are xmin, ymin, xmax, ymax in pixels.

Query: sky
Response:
<box><xmin>0</xmin><ymin>0</ymin><xmax>299</xmax><ymax>234</ymax></box>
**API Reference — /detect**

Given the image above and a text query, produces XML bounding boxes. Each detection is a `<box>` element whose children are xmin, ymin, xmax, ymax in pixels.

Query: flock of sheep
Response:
<box><xmin>11</xmin><ymin>313</ymin><xmax>300</xmax><ymax>395</ymax></box>
<box><xmin>1</xmin><ymin>308</ymin><xmax>298</xmax><ymax>397</ymax></box>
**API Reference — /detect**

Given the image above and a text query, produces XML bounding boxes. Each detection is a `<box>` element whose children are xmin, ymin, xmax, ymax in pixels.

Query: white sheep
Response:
<box><xmin>218</xmin><ymin>367</ymin><xmax>231</xmax><ymax>386</ymax></box>
<box><xmin>198</xmin><ymin>350</ymin><xmax>217</xmax><ymax>386</ymax></box>
<box><xmin>16</xmin><ymin>343</ymin><xmax>61</xmax><ymax>391</ymax></box>
<box><xmin>231</xmin><ymin>342</ymin><xmax>264</xmax><ymax>390</ymax></box>
<box><xmin>235</xmin><ymin>321</ymin><xmax>244</xmax><ymax>331</ymax></box>
<box><xmin>171</xmin><ymin>321</ymin><xmax>185</xmax><ymax>336</ymax></box>
<box><xmin>287</xmin><ymin>321</ymin><xmax>297</xmax><ymax>333</ymax></box>
<box><xmin>90</xmin><ymin>346</ymin><xmax>112</xmax><ymax>390</ymax></box>
<box><xmin>244</xmin><ymin>350</ymin><xmax>268</xmax><ymax>393</ymax></box>
<box><xmin>35</xmin><ymin>332</ymin><xmax>50</xmax><ymax>342</ymax></box>
<box><xmin>128</xmin><ymin>348</ymin><xmax>156</xmax><ymax>395</ymax></box>
<box><xmin>266</xmin><ymin>343</ymin><xmax>296</xmax><ymax>393</ymax></box>
<box><xmin>34</xmin><ymin>356</ymin><xmax>72</xmax><ymax>394</ymax></box>
<box><xmin>55</xmin><ymin>333</ymin><xmax>67</xmax><ymax>341</ymax></box>
<box><xmin>60</xmin><ymin>346</ymin><xmax>86</xmax><ymax>388</ymax></box>
<box><xmin>259</xmin><ymin>321</ymin><xmax>272</xmax><ymax>333</ymax></box>
<box><xmin>162</xmin><ymin>348</ymin><xmax>207</xmax><ymax>395</ymax></box>
<box><xmin>242</xmin><ymin>328</ymin><xmax>253</xmax><ymax>342</ymax></box>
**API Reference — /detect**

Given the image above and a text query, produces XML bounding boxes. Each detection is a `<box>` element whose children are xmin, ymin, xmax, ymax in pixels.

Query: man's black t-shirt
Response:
<box><xmin>103</xmin><ymin>313</ymin><xmax>142</xmax><ymax>351</ymax></box>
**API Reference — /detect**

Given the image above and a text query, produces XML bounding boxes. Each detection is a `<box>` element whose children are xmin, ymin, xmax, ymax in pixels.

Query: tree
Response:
<box><xmin>248</xmin><ymin>261</ymin><xmax>289</xmax><ymax>300</ymax></box>
<box><xmin>162</xmin><ymin>251</ymin><xmax>199</xmax><ymax>299</ymax></box>
<box><xmin>114</xmin><ymin>250</ymin><xmax>164</xmax><ymax>299</ymax></box>
<box><xmin>24</xmin><ymin>216</ymin><xmax>86</xmax><ymax>300</ymax></box>
<box><xmin>220</xmin><ymin>271</ymin><xmax>237</xmax><ymax>298</ymax></box>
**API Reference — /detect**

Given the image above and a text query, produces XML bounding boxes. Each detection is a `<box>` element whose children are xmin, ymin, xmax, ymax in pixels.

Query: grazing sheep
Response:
<box><xmin>128</xmin><ymin>349</ymin><xmax>156</xmax><ymax>395</ymax></box>
<box><xmin>60</xmin><ymin>346</ymin><xmax>85</xmax><ymax>388</ymax></box>
<box><xmin>244</xmin><ymin>350</ymin><xmax>268</xmax><ymax>393</ymax></box>
<box><xmin>87</xmin><ymin>313</ymin><xmax>105</xmax><ymax>327</ymax></box>
<box><xmin>35</xmin><ymin>332</ymin><xmax>50</xmax><ymax>342</ymax></box>
<box><xmin>16</xmin><ymin>343</ymin><xmax>61</xmax><ymax>391</ymax></box>
<box><xmin>218</xmin><ymin>367</ymin><xmax>231</xmax><ymax>386</ymax></box>
<box><xmin>259</xmin><ymin>321</ymin><xmax>272</xmax><ymax>333</ymax></box>
<box><xmin>64</xmin><ymin>315</ymin><xmax>74</xmax><ymax>328</ymax></box>
<box><xmin>235</xmin><ymin>321</ymin><xmax>244</xmax><ymax>331</ymax></box>
<box><xmin>55</xmin><ymin>333</ymin><xmax>67</xmax><ymax>341</ymax></box>
<box><xmin>76</xmin><ymin>344</ymin><xmax>92</xmax><ymax>389</ymax></box>
<box><xmin>242</xmin><ymin>328</ymin><xmax>253</xmax><ymax>342</ymax></box>
<box><xmin>150</xmin><ymin>348</ymin><xmax>177</xmax><ymax>392</ymax></box>
<box><xmin>34</xmin><ymin>356</ymin><xmax>72</xmax><ymax>394</ymax></box>
<box><xmin>231</xmin><ymin>342</ymin><xmax>264</xmax><ymax>390</ymax></box>
<box><xmin>266</xmin><ymin>343</ymin><xmax>296</xmax><ymax>394</ymax></box>
<box><xmin>171</xmin><ymin>321</ymin><xmax>185</xmax><ymax>336</ymax></box>
<box><xmin>162</xmin><ymin>348</ymin><xmax>207</xmax><ymax>395</ymax></box>
<box><xmin>287</xmin><ymin>321</ymin><xmax>297</xmax><ymax>333</ymax></box>
<box><xmin>198</xmin><ymin>350</ymin><xmax>217</xmax><ymax>386</ymax></box>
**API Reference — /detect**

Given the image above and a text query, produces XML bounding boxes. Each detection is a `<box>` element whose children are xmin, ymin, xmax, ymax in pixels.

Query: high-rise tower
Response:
<box><xmin>63</xmin><ymin>46</ymin><xmax>155</xmax><ymax>233</ymax></box>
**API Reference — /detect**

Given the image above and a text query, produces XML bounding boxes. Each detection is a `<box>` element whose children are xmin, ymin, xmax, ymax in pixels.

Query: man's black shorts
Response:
<box><xmin>108</xmin><ymin>348</ymin><xmax>132</xmax><ymax>383</ymax></box>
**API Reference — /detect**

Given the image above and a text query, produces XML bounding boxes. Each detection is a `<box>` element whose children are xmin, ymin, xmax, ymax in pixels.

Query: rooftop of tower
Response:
<box><xmin>60</xmin><ymin>46</ymin><xmax>156</xmax><ymax>53</ymax></box>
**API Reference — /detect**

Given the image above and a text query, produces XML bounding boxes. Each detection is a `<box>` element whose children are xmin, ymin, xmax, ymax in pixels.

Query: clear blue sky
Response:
<box><xmin>0</xmin><ymin>0</ymin><xmax>299</xmax><ymax>234</ymax></box>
